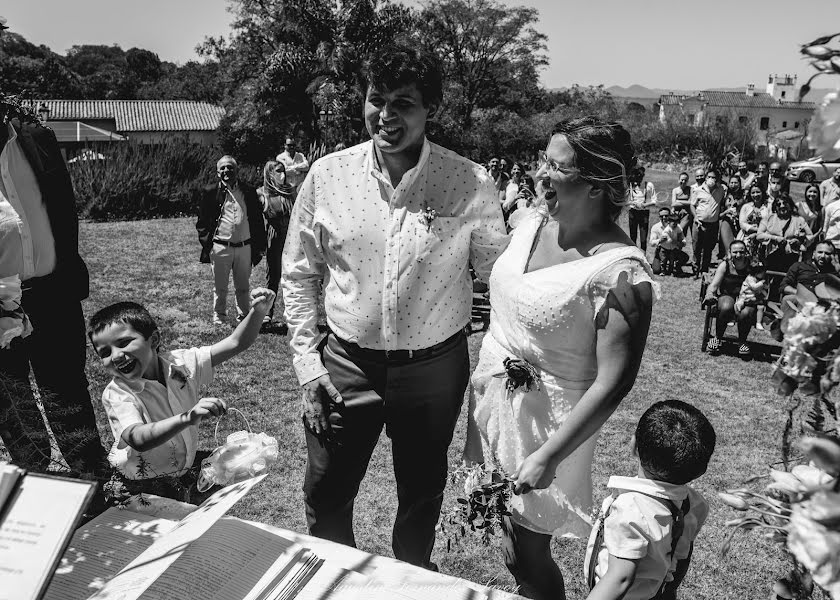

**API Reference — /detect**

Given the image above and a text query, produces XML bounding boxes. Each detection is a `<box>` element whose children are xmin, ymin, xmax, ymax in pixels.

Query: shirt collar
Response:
<box><xmin>607</xmin><ymin>475</ymin><xmax>688</xmax><ymax>502</ymax></box>
<box><xmin>367</xmin><ymin>137</ymin><xmax>431</xmax><ymax>183</ymax></box>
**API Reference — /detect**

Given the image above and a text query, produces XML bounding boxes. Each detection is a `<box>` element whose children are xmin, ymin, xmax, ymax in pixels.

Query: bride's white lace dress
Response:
<box><xmin>465</xmin><ymin>211</ymin><xmax>659</xmax><ymax>536</ymax></box>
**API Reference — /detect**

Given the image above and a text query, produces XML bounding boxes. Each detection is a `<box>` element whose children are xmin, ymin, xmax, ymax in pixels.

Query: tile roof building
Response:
<box><xmin>659</xmin><ymin>75</ymin><xmax>816</xmax><ymax>151</ymax></box>
<box><xmin>36</xmin><ymin>100</ymin><xmax>224</xmax><ymax>146</ymax></box>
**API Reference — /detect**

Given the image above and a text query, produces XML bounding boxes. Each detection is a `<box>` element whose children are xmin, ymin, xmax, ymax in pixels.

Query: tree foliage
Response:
<box><xmin>200</xmin><ymin>0</ymin><xmax>416</xmax><ymax>163</ymax></box>
<box><xmin>416</xmin><ymin>0</ymin><xmax>548</xmax><ymax>130</ymax></box>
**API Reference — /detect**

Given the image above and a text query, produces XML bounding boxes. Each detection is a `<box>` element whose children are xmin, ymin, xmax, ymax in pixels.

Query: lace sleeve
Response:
<box><xmin>588</xmin><ymin>256</ymin><xmax>661</xmax><ymax>323</ymax></box>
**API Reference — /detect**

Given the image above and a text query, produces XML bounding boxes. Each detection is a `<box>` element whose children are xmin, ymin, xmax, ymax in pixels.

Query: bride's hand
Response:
<box><xmin>513</xmin><ymin>451</ymin><xmax>555</xmax><ymax>495</ymax></box>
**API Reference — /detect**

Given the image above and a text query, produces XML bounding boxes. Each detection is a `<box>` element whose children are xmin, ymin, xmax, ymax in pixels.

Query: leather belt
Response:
<box><xmin>336</xmin><ymin>331</ymin><xmax>463</xmax><ymax>362</ymax></box>
<box><xmin>213</xmin><ymin>238</ymin><xmax>251</xmax><ymax>248</ymax></box>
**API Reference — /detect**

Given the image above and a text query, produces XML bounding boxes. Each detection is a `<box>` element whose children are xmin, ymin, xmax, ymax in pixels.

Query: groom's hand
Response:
<box><xmin>301</xmin><ymin>374</ymin><xmax>344</xmax><ymax>438</ymax></box>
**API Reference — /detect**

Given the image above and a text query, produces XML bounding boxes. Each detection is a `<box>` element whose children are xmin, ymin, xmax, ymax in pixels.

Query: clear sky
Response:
<box><xmin>5</xmin><ymin>0</ymin><xmax>838</xmax><ymax>91</ymax></box>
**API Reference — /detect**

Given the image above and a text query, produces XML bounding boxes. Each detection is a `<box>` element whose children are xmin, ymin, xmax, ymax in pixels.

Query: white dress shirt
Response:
<box><xmin>276</xmin><ymin>150</ymin><xmax>310</xmax><ymax>189</ymax></box>
<box><xmin>0</xmin><ymin>122</ymin><xmax>56</xmax><ymax>280</ymax></box>
<box><xmin>586</xmin><ymin>476</ymin><xmax>709</xmax><ymax>600</ymax></box>
<box><xmin>282</xmin><ymin>139</ymin><xmax>509</xmax><ymax>385</ymax></box>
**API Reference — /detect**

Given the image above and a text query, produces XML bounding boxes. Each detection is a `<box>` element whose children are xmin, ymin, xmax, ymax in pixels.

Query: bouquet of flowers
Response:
<box><xmin>437</xmin><ymin>461</ymin><xmax>519</xmax><ymax>550</ymax></box>
<box><xmin>0</xmin><ymin>275</ymin><xmax>33</xmax><ymax>349</ymax></box>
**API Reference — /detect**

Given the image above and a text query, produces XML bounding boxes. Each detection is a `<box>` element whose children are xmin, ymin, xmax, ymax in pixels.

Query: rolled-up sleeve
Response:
<box><xmin>281</xmin><ymin>169</ymin><xmax>329</xmax><ymax>385</ymax></box>
<box><xmin>470</xmin><ymin>170</ymin><xmax>509</xmax><ymax>283</ymax></box>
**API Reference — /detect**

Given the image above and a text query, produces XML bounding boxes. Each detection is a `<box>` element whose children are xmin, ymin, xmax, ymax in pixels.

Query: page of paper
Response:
<box><xmin>138</xmin><ymin>518</ymin><xmax>305</xmax><ymax>600</ymax></box>
<box><xmin>0</xmin><ymin>474</ymin><xmax>95</xmax><ymax>600</ymax></box>
<box><xmin>90</xmin><ymin>475</ymin><xmax>265</xmax><ymax>600</ymax></box>
<box><xmin>44</xmin><ymin>509</ymin><xmax>176</xmax><ymax>600</ymax></box>
<box><xmin>294</xmin><ymin>567</ymin><xmax>368</xmax><ymax>600</ymax></box>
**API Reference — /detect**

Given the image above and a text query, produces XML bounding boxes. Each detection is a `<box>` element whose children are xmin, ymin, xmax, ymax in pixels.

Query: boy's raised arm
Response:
<box><xmin>210</xmin><ymin>288</ymin><xmax>275</xmax><ymax>367</ymax></box>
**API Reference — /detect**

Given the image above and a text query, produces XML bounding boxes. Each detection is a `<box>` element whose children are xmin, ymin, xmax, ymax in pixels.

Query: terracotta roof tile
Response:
<box><xmin>38</xmin><ymin>100</ymin><xmax>224</xmax><ymax>132</ymax></box>
<box><xmin>658</xmin><ymin>91</ymin><xmax>815</xmax><ymax>110</ymax></box>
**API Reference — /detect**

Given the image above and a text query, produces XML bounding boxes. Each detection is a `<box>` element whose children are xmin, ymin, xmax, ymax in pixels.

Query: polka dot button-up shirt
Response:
<box><xmin>282</xmin><ymin>139</ymin><xmax>509</xmax><ymax>384</ymax></box>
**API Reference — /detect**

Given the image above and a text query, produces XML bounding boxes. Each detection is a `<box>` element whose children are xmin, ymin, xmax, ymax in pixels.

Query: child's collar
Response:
<box><xmin>607</xmin><ymin>475</ymin><xmax>689</xmax><ymax>502</ymax></box>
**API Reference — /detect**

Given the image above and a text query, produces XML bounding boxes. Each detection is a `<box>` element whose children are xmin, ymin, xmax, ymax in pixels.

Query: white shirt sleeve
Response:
<box><xmin>469</xmin><ymin>168</ymin><xmax>510</xmax><ymax>283</ymax></box>
<box><xmin>282</xmin><ymin>169</ymin><xmax>329</xmax><ymax>385</ymax></box>
<box><xmin>101</xmin><ymin>385</ymin><xmax>144</xmax><ymax>449</ymax></box>
<box><xmin>604</xmin><ymin>494</ymin><xmax>651</xmax><ymax>560</ymax></box>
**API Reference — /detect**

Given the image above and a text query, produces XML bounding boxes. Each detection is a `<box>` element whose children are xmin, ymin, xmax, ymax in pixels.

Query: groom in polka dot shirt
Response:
<box><xmin>282</xmin><ymin>44</ymin><xmax>509</xmax><ymax>568</ymax></box>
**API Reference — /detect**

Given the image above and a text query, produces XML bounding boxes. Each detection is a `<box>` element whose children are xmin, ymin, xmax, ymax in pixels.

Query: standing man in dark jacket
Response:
<box><xmin>196</xmin><ymin>155</ymin><xmax>266</xmax><ymax>325</ymax></box>
<box><xmin>0</xmin><ymin>114</ymin><xmax>105</xmax><ymax>474</ymax></box>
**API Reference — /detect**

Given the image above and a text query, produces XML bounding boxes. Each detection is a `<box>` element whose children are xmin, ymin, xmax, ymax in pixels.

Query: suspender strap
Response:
<box><xmin>586</xmin><ymin>492</ymin><xmax>691</xmax><ymax>593</ymax></box>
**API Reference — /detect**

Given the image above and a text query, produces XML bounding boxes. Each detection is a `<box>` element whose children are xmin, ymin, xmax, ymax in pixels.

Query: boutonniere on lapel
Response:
<box><xmin>169</xmin><ymin>363</ymin><xmax>192</xmax><ymax>389</ymax></box>
<box><xmin>419</xmin><ymin>206</ymin><xmax>438</xmax><ymax>232</ymax></box>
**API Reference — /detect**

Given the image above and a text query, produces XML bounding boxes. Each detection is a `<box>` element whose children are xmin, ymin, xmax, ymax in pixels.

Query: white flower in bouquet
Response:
<box><xmin>779</xmin><ymin>345</ymin><xmax>820</xmax><ymax>381</ymax></box>
<box><xmin>809</xmin><ymin>91</ymin><xmax>840</xmax><ymax>158</ymax></box>
<box><xmin>787</xmin><ymin>495</ymin><xmax>840</xmax><ymax>599</ymax></box>
<box><xmin>785</xmin><ymin>302</ymin><xmax>839</xmax><ymax>346</ymax></box>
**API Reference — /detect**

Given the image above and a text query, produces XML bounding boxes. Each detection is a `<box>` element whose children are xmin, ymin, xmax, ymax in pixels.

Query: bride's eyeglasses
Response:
<box><xmin>537</xmin><ymin>151</ymin><xmax>579</xmax><ymax>178</ymax></box>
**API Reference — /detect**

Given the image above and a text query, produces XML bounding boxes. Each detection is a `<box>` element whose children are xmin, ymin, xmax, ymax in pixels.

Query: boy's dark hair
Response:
<box><xmin>636</xmin><ymin>400</ymin><xmax>716</xmax><ymax>485</ymax></box>
<box><xmin>363</xmin><ymin>45</ymin><xmax>443</xmax><ymax>108</ymax></box>
<box><xmin>88</xmin><ymin>302</ymin><xmax>159</xmax><ymax>342</ymax></box>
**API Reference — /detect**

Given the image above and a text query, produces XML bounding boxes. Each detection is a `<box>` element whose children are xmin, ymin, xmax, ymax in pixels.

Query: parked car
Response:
<box><xmin>786</xmin><ymin>156</ymin><xmax>840</xmax><ymax>183</ymax></box>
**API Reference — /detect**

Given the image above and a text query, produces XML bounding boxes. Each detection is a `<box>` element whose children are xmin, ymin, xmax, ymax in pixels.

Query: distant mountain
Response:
<box><xmin>605</xmin><ymin>84</ymin><xmax>834</xmax><ymax>103</ymax></box>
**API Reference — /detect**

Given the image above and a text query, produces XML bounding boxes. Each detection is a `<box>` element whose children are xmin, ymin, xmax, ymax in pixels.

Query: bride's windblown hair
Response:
<box><xmin>544</xmin><ymin>116</ymin><xmax>637</xmax><ymax>221</ymax></box>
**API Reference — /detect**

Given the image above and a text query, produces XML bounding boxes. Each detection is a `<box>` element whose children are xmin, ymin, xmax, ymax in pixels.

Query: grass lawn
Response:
<box><xmin>5</xmin><ymin>170</ymin><xmax>815</xmax><ymax>598</ymax></box>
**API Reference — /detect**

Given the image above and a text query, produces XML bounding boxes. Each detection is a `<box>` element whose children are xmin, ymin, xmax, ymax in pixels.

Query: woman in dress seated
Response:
<box><xmin>465</xmin><ymin>116</ymin><xmax>658</xmax><ymax>600</ymax></box>
<box><xmin>702</xmin><ymin>240</ymin><xmax>755</xmax><ymax>357</ymax></box>
<box><xmin>738</xmin><ymin>183</ymin><xmax>771</xmax><ymax>255</ymax></box>
<box><xmin>757</xmin><ymin>193</ymin><xmax>814</xmax><ymax>272</ymax></box>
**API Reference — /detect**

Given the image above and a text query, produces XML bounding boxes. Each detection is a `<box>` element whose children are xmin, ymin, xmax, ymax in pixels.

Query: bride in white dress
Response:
<box><xmin>465</xmin><ymin>117</ymin><xmax>659</xmax><ymax>600</ymax></box>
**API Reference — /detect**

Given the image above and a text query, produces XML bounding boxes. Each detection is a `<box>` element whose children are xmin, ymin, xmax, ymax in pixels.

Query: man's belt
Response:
<box><xmin>336</xmin><ymin>331</ymin><xmax>463</xmax><ymax>362</ymax></box>
<box><xmin>213</xmin><ymin>238</ymin><xmax>251</xmax><ymax>248</ymax></box>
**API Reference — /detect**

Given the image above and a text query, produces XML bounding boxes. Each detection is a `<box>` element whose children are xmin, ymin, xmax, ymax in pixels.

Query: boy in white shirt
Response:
<box><xmin>88</xmin><ymin>288</ymin><xmax>274</xmax><ymax>496</ymax></box>
<box><xmin>649</xmin><ymin>208</ymin><xmax>688</xmax><ymax>276</ymax></box>
<box><xmin>585</xmin><ymin>400</ymin><xmax>716</xmax><ymax>600</ymax></box>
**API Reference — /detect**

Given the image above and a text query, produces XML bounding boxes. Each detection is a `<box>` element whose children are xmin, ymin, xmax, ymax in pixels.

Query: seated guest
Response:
<box><xmin>768</xmin><ymin>162</ymin><xmax>791</xmax><ymax>194</ymax></box>
<box><xmin>737</xmin><ymin>160</ymin><xmax>756</xmax><ymax>191</ymax></box>
<box><xmin>738</xmin><ymin>183</ymin><xmax>771</xmax><ymax>256</ymax></box>
<box><xmin>649</xmin><ymin>208</ymin><xmax>688</xmax><ymax>275</ymax></box>
<box><xmin>757</xmin><ymin>194</ymin><xmax>813</xmax><ymax>272</ymax></box>
<box><xmin>703</xmin><ymin>240</ymin><xmax>755</xmax><ymax>357</ymax></box>
<box><xmin>780</xmin><ymin>241</ymin><xmax>837</xmax><ymax>306</ymax></box>
<box><xmin>735</xmin><ymin>263</ymin><xmax>768</xmax><ymax>331</ymax></box>
<box><xmin>796</xmin><ymin>184</ymin><xmax>821</xmax><ymax>232</ymax></box>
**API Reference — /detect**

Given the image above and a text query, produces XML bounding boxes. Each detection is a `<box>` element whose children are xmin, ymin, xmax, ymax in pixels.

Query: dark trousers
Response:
<box><xmin>652</xmin><ymin>247</ymin><xmax>689</xmax><ymax>274</ymax></box>
<box><xmin>693</xmin><ymin>220</ymin><xmax>720</xmax><ymax>274</ymax></box>
<box><xmin>628</xmin><ymin>209</ymin><xmax>650</xmax><ymax>251</ymax></box>
<box><xmin>0</xmin><ymin>282</ymin><xmax>105</xmax><ymax>473</ymax></box>
<box><xmin>303</xmin><ymin>332</ymin><xmax>470</xmax><ymax>567</ymax></box>
<box><xmin>265</xmin><ymin>219</ymin><xmax>289</xmax><ymax>319</ymax></box>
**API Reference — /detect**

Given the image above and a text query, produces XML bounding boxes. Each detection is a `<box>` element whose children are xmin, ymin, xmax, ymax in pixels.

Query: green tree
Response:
<box><xmin>201</xmin><ymin>0</ymin><xmax>415</xmax><ymax>162</ymax></box>
<box><xmin>416</xmin><ymin>0</ymin><xmax>548</xmax><ymax>131</ymax></box>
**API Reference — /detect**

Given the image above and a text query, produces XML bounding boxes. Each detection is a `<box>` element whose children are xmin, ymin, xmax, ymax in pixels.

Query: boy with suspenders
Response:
<box><xmin>584</xmin><ymin>400</ymin><xmax>716</xmax><ymax>600</ymax></box>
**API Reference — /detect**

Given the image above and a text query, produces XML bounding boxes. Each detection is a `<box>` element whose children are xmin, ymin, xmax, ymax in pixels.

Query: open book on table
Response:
<box><xmin>0</xmin><ymin>463</ymin><xmax>97</xmax><ymax>600</ymax></box>
<box><xmin>45</xmin><ymin>475</ymin><xmax>352</xmax><ymax>600</ymax></box>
